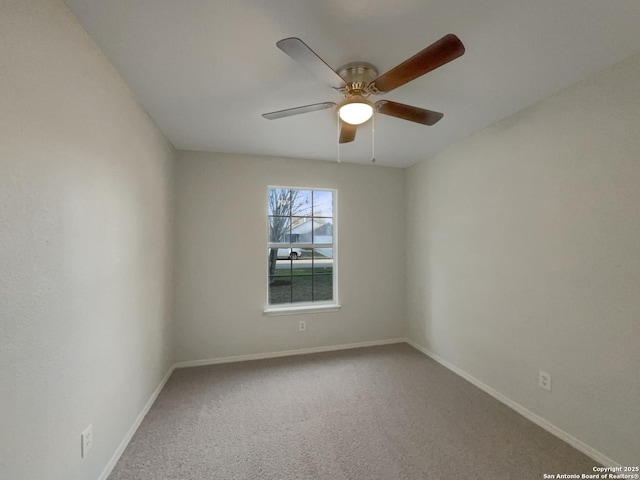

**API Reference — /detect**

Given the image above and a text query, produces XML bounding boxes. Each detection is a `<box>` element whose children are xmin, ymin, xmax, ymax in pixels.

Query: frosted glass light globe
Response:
<box><xmin>339</xmin><ymin>97</ymin><xmax>374</xmax><ymax>125</ymax></box>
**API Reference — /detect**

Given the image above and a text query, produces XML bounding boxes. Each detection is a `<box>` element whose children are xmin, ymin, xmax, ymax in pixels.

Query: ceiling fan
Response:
<box><xmin>262</xmin><ymin>34</ymin><xmax>465</xmax><ymax>143</ymax></box>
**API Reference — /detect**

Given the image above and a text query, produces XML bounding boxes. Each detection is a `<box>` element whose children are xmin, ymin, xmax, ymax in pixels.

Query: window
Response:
<box><xmin>267</xmin><ymin>187</ymin><xmax>337</xmax><ymax>312</ymax></box>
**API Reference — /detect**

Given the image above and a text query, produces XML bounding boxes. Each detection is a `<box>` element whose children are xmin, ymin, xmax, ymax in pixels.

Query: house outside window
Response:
<box><xmin>267</xmin><ymin>187</ymin><xmax>337</xmax><ymax>310</ymax></box>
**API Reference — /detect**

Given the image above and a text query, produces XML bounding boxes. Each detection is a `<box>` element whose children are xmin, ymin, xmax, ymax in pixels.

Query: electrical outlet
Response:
<box><xmin>539</xmin><ymin>371</ymin><xmax>551</xmax><ymax>392</ymax></box>
<box><xmin>299</xmin><ymin>321</ymin><xmax>306</xmax><ymax>332</ymax></box>
<box><xmin>81</xmin><ymin>424</ymin><xmax>93</xmax><ymax>458</ymax></box>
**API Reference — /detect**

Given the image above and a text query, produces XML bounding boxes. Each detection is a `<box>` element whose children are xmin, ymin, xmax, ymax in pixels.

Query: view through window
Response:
<box><xmin>267</xmin><ymin>187</ymin><xmax>336</xmax><ymax>306</ymax></box>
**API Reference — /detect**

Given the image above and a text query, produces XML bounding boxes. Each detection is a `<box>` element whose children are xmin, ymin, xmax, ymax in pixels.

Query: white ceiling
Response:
<box><xmin>64</xmin><ymin>0</ymin><xmax>640</xmax><ymax>167</ymax></box>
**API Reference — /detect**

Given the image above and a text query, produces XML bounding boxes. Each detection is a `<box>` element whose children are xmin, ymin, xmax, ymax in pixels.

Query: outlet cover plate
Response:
<box><xmin>81</xmin><ymin>424</ymin><xmax>93</xmax><ymax>458</ymax></box>
<box><xmin>539</xmin><ymin>371</ymin><xmax>551</xmax><ymax>392</ymax></box>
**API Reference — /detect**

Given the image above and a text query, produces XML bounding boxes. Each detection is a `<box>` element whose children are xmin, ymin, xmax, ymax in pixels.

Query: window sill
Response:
<box><xmin>263</xmin><ymin>303</ymin><xmax>342</xmax><ymax>317</ymax></box>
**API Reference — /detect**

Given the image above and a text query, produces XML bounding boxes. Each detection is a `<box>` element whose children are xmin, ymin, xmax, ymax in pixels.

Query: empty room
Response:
<box><xmin>2</xmin><ymin>0</ymin><xmax>639</xmax><ymax>479</ymax></box>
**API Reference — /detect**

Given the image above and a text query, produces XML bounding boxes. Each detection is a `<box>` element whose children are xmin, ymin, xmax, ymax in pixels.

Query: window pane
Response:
<box><xmin>291</xmin><ymin>276</ymin><xmax>313</xmax><ymax>303</ymax></box>
<box><xmin>268</xmin><ymin>216</ymin><xmax>290</xmax><ymax>243</ymax></box>
<box><xmin>275</xmin><ymin>257</ymin><xmax>292</xmax><ymax>274</ymax></box>
<box><xmin>268</xmin><ymin>188</ymin><xmax>293</xmax><ymax>216</ymax></box>
<box><xmin>313</xmin><ymin>248</ymin><xmax>333</xmax><ymax>275</ymax></box>
<box><xmin>291</xmin><ymin>254</ymin><xmax>310</xmax><ymax>275</ymax></box>
<box><xmin>291</xmin><ymin>217</ymin><xmax>313</xmax><ymax>243</ymax></box>
<box><xmin>269</xmin><ymin>250</ymin><xmax>292</xmax><ymax>276</ymax></box>
<box><xmin>268</xmin><ymin>270</ymin><xmax>291</xmax><ymax>304</ymax></box>
<box><xmin>269</xmin><ymin>281</ymin><xmax>291</xmax><ymax>304</ymax></box>
<box><xmin>292</xmin><ymin>190</ymin><xmax>313</xmax><ymax>217</ymax></box>
<box><xmin>313</xmin><ymin>190</ymin><xmax>333</xmax><ymax>218</ymax></box>
<box><xmin>312</xmin><ymin>217</ymin><xmax>333</xmax><ymax>244</ymax></box>
<box><xmin>268</xmin><ymin>249</ymin><xmax>291</xmax><ymax>304</ymax></box>
<box><xmin>313</xmin><ymin>274</ymin><xmax>333</xmax><ymax>301</ymax></box>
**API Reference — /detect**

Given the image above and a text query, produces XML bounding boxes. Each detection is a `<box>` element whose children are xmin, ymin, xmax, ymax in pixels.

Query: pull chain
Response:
<box><xmin>336</xmin><ymin>111</ymin><xmax>341</xmax><ymax>164</ymax></box>
<box><xmin>371</xmin><ymin>112</ymin><xmax>376</xmax><ymax>163</ymax></box>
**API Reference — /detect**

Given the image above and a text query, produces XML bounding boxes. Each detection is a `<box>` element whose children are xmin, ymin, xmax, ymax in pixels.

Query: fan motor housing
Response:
<box><xmin>337</xmin><ymin>62</ymin><xmax>378</xmax><ymax>95</ymax></box>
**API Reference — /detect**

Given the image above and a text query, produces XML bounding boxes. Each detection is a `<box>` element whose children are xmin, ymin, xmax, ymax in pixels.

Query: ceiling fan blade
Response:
<box><xmin>371</xmin><ymin>34</ymin><xmax>465</xmax><ymax>94</ymax></box>
<box><xmin>339</xmin><ymin>121</ymin><xmax>357</xmax><ymax>143</ymax></box>
<box><xmin>276</xmin><ymin>37</ymin><xmax>347</xmax><ymax>90</ymax></box>
<box><xmin>375</xmin><ymin>100</ymin><xmax>444</xmax><ymax>126</ymax></box>
<box><xmin>262</xmin><ymin>102</ymin><xmax>335</xmax><ymax>120</ymax></box>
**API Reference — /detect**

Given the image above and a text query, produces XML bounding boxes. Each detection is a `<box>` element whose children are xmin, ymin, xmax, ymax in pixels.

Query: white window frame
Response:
<box><xmin>264</xmin><ymin>186</ymin><xmax>340</xmax><ymax>316</ymax></box>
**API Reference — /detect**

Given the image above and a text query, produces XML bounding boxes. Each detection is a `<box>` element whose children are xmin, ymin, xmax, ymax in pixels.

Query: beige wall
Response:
<box><xmin>405</xmin><ymin>53</ymin><xmax>640</xmax><ymax>465</ymax></box>
<box><xmin>173</xmin><ymin>151</ymin><xmax>405</xmax><ymax>361</ymax></box>
<box><xmin>0</xmin><ymin>1</ymin><xmax>175</xmax><ymax>479</ymax></box>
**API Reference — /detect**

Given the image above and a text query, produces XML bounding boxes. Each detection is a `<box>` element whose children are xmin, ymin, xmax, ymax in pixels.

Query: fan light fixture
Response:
<box><xmin>339</xmin><ymin>96</ymin><xmax>374</xmax><ymax>125</ymax></box>
<box><xmin>262</xmin><ymin>35</ymin><xmax>466</xmax><ymax>144</ymax></box>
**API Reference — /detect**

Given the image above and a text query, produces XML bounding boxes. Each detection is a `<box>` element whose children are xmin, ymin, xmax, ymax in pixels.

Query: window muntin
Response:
<box><xmin>267</xmin><ymin>188</ymin><xmax>336</xmax><ymax>307</ymax></box>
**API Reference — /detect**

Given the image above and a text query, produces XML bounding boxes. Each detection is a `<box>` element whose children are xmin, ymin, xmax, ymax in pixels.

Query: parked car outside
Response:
<box><xmin>276</xmin><ymin>248</ymin><xmax>302</xmax><ymax>260</ymax></box>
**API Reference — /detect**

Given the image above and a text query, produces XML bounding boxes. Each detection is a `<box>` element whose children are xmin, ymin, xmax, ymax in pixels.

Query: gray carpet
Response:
<box><xmin>108</xmin><ymin>343</ymin><xmax>598</xmax><ymax>479</ymax></box>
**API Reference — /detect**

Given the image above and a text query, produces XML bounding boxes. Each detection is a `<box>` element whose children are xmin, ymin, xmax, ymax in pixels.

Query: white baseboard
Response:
<box><xmin>405</xmin><ymin>339</ymin><xmax>621</xmax><ymax>468</ymax></box>
<box><xmin>97</xmin><ymin>365</ymin><xmax>175</xmax><ymax>480</ymax></box>
<box><xmin>100</xmin><ymin>337</ymin><xmax>616</xmax><ymax>480</ymax></box>
<box><xmin>173</xmin><ymin>338</ymin><xmax>407</xmax><ymax>369</ymax></box>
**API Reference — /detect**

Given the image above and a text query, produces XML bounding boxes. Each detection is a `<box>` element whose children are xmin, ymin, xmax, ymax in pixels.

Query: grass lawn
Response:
<box><xmin>269</xmin><ymin>272</ymin><xmax>333</xmax><ymax>304</ymax></box>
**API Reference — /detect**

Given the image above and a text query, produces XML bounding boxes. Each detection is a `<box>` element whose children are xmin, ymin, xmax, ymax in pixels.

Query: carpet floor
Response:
<box><xmin>108</xmin><ymin>343</ymin><xmax>599</xmax><ymax>479</ymax></box>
